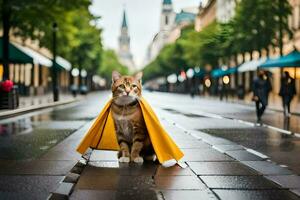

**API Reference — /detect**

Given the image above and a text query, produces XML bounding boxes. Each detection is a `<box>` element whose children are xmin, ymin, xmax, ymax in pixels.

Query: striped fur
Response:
<box><xmin>111</xmin><ymin>71</ymin><xmax>154</xmax><ymax>163</ymax></box>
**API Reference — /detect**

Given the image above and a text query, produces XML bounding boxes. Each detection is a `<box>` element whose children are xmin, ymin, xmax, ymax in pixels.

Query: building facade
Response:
<box><xmin>0</xmin><ymin>35</ymin><xmax>71</xmax><ymax>96</ymax></box>
<box><xmin>216</xmin><ymin>0</ymin><xmax>236</xmax><ymax>23</ymax></box>
<box><xmin>118</xmin><ymin>10</ymin><xmax>135</xmax><ymax>72</ymax></box>
<box><xmin>194</xmin><ymin>0</ymin><xmax>216</xmax><ymax>31</ymax></box>
<box><xmin>195</xmin><ymin>0</ymin><xmax>236</xmax><ymax>31</ymax></box>
<box><xmin>145</xmin><ymin>0</ymin><xmax>196</xmax><ymax>65</ymax></box>
<box><xmin>194</xmin><ymin>0</ymin><xmax>300</xmax><ymax>101</ymax></box>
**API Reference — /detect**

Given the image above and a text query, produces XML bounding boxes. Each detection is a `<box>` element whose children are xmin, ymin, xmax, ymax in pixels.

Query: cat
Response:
<box><xmin>111</xmin><ymin>70</ymin><xmax>155</xmax><ymax>163</ymax></box>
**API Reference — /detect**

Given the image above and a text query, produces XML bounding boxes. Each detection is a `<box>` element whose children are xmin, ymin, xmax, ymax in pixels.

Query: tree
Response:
<box><xmin>143</xmin><ymin>0</ymin><xmax>292</xmax><ymax>82</ymax></box>
<box><xmin>98</xmin><ymin>49</ymin><xmax>128</xmax><ymax>84</ymax></box>
<box><xmin>143</xmin><ymin>59</ymin><xmax>161</xmax><ymax>81</ymax></box>
<box><xmin>143</xmin><ymin>42</ymin><xmax>188</xmax><ymax>82</ymax></box>
<box><xmin>0</xmin><ymin>0</ymin><xmax>91</xmax><ymax>80</ymax></box>
<box><xmin>231</xmin><ymin>0</ymin><xmax>292</xmax><ymax>57</ymax></box>
<box><xmin>179</xmin><ymin>22</ymin><xmax>223</xmax><ymax>68</ymax></box>
<box><xmin>50</xmin><ymin>10</ymin><xmax>103</xmax><ymax>86</ymax></box>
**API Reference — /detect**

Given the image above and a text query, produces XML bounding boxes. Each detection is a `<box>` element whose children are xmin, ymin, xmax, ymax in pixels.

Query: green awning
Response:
<box><xmin>0</xmin><ymin>38</ymin><xmax>33</xmax><ymax>64</ymax></box>
<box><xmin>260</xmin><ymin>50</ymin><xmax>300</xmax><ymax>68</ymax></box>
<box><xmin>211</xmin><ymin>67</ymin><xmax>237</xmax><ymax>78</ymax></box>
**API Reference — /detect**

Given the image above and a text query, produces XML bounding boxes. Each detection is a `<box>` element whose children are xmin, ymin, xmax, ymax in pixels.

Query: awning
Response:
<box><xmin>238</xmin><ymin>58</ymin><xmax>266</xmax><ymax>72</ymax></box>
<box><xmin>13</xmin><ymin>42</ymin><xmax>52</xmax><ymax>67</ymax></box>
<box><xmin>14</xmin><ymin>43</ymin><xmax>71</xmax><ymax>70</ymax></box>
<box><xmin>0</xmin><ymin>38</ymin><xmax>71</xmax><ymax>71</ymax></box>
<box><xmin>260</xmin><ymin>50</ymin><xmax>300</xmax><ymax>68</ymax></box>
<box><xmin>211</xmin><ymin>67</ymin><xmax>237</xmax><ymax>78</ymax></box>
<box><xmin>0</xmin><ymin>38</ymin><xmax>33</xmax><ymax>64</ymax></box>
<box><xmin>55</xmin><ymin>56</ymin><xmax>71</xmax><ymax>71</ymax></box>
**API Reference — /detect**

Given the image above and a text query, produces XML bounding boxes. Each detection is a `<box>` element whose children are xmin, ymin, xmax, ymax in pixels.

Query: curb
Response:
<box><xmin>0</xmin><ymin>98</ymin><xmax>80</xmax><ymax>119</ymax></box>
<box><xmin>46</xmin><ymin>121</ymin><xmax>93</xmax><ymax>200</ymax></box>
<box><xmin>47</xmin><ymin>158</ymin><xmax>89</xmax><ymax>200</ymax></box>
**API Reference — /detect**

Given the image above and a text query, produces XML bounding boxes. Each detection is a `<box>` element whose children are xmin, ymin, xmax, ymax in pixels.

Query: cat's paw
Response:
<box><xmin>133</xmin><ymin>156</ymin><xmax>144</xmax><ymax>163</ymax></box>
<box><xmin>119</xmin><ymin>156</ymin><xmax>130</xmax><ymax>163</ymax></box>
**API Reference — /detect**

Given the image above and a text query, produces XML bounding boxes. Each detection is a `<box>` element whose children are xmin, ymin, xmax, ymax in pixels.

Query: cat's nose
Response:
<box><xmin>125</xmin><ymin>89</ymin><xmax>130</xmax><ymax>94</ymax></box>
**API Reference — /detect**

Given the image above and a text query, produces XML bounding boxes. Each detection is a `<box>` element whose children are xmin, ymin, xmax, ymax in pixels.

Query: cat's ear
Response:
<box><xmin>135</xmin><ymin>71</ymin><xmax>143</xmax><ymax>82</ymax></box>
<box><xmin>112</xmin><ymin>70</ymin><xmax>121</xmax><ymax>82</ymax></box>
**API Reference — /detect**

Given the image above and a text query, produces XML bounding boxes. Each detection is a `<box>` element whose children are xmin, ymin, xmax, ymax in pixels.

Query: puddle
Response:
<box><xmin>183</xmin><ymin>113</ymin><xmax>207</xmax><ymax>118</ymax></box>
<box><xmin>0</xmin><ymin>104</ymin><xmax>87</xmax><ymax>160</ymax></box>
<box><xmin>163</xmin><ymin>108</ymin><xmax>182</xmax><ymax>114</ymax></box>
<box><xmin>0</xmin><ymin>129</ymin><xmax>75</xmax><ymax>160</ymax></box>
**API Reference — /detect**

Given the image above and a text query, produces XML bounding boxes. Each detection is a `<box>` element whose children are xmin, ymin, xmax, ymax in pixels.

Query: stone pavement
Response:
<box><xmin>1</xmin><ymin>91</ymin><xmax>299</xmax><ymax>199</ymax></box>
<box><xmin>0</xmin><ymin>92</ymin><xmax>79</xmax><ymax>119</ymax></box>
<box><xmin>18</xmin><ymin>93</ymin><xmax>75</xmax><ymax>108</ymax></box>
<box><xmin>210</xmin><ymin>92</ymin><xmax>300</xmax><ymax>116</ymax></box>
<box><xmin>0</xmin><ymin>119</ymin><xmax>93</xmax><ymax>200</ymax></box>
<box><xmin>0</xmin><ymin>92</ymin><xmax>109</xmax><ymax>200</ymax></box>
<box><xmin>64</xmin><ymin>107</ymin><xmax>300</xmax><ymax>200</ymax></box>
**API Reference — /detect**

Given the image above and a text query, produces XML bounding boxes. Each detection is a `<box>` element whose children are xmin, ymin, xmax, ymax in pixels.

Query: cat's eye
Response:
<box><xmin>119</xmin><ymin>84</ymin><xmax>125</xmax><ymax>89</ymax></box>
<box><xmin>132</xmin><ymin>84</ymin><xmax>137</xmax><ymax>88</ymax></box>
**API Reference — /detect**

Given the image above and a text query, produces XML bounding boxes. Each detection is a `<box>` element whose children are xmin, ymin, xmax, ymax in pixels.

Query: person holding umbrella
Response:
<box><xmin>279</xmin><ymin>71</ymin><xmax>296</xmax><ymax>117</ymax></box>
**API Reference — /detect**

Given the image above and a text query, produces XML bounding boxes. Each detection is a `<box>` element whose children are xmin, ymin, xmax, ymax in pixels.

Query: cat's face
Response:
<box><xmin>111</xmin><ymin>71</ymin><xmax>142</xmax><ymax>106</ymax></box>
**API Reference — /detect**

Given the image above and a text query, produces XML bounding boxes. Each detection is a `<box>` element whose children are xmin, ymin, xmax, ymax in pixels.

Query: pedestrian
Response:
<box><xmin>279</xmin><ymin>71</ymin><xmax>296</xmax><ymax>117</ymax></box>
<box><xmin>252</xmin><ymin>70</ymin><xmax>272</xmax><ymax>123</ymax></box>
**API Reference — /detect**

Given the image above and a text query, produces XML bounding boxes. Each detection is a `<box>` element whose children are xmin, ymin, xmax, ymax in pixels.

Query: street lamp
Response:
<box><xmin>167</xmin><ymin>74</ymin><xmax>177</xmax><ymax>84</ymax></box>
<box><xmin>52</xmin><ymin>22</ymin><xmax>59</xmax><ymax>102</ymax></box>
<box><xmin>81</xmin><ymin>69</ymin><xmax>87</xmax><ymax>78</ymax></box>
<box><xmin>71</xmin><ymin>68</ymin><xmax>80</xmax><ymax>77</ymax></box>
<box><xmin>223</xmin><ymin>75</ymin><xmax>230</xmax><ymax>85</ymax></box>
<box><xmin>186</xmin><ymin>68</ymin><xmax>194</xmax><ymax>78</ymax></box>
<box><xmin>194</xmin><ymin>67</ymin><xmax>201</xmax><ymax>73</ymax></box>
<box><xmin>178</xmin><ymin>75</ymin><xmax>185</xmax><ymax>82</ymax></box>
<box><xmin>204</xmin><ymin>79</ymin><xmax>211</xmax><ymax>88</ymax></box>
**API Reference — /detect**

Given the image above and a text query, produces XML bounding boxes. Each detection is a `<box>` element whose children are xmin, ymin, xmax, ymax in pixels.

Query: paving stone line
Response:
<box><xmin>51</xmin><ymin>109</ymin><xmax>300</xmax><ymax>200</ymax></box>
<box><xmin>166</xmin><ymin>117</ymin><xmax>300</xmax><ymax>198</ymax></box>
<box><xmin>47</xmin><ymin>158</ymin><xmax>88</xmax><ymax>199</ymax></box>
<box><xmin>163</xmin><ymin>105</ymin><xmax>300</xmax><ymax>137</ymax></box>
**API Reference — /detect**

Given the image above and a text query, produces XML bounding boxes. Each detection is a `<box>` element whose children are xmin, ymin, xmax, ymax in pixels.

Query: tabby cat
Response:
<box><xmin>111</xmin><ymin>70</ymin><xmax>155</xmax><ymax>163</ymax></box>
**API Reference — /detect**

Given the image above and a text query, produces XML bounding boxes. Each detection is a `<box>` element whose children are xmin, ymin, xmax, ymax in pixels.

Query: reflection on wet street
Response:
<box><xmin>1</xmin><ymin>91</ymin><xmax>299</xmax><ymax>199</ymax></box>
<box><xmin>145</xmin><ymin>92</ymin><xmax>300</xmax><ymax>175</ymax></box>
<box><xmin>0</xmin><ymin>92</ymin><xmax>109</xmax><ymax>160</ymax></box>
<box><xmin>203</xmin><ymin>128</ymin><xmax>300</xmax><ymax>174</ymax></box>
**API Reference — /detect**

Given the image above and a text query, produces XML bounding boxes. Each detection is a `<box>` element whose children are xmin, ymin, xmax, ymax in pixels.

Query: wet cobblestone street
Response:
<box><xmin>1</xmin><ymin>91</ymin><xmax>300</xmax><ymax>199</ymax></box>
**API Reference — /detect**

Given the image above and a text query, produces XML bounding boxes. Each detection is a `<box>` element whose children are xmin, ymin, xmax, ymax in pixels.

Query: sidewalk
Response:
<box><xmin>0</xmin><ymin>91</ymin><xmax>109</xmax><ymax>200</ymax></box>
<box><xmin>205</xmin><ymin>93</ymin><xmax>300</xmax><ymax>115</ymax></box>
<box><xmin>49</xmin><ymin>108</ymin><xmax>300</xmax><ymax>200</ymax></box>
<box><xmin>0</xmin><ymin>93</ymin><xmax>79</xmax><ymax>119</ymax></box>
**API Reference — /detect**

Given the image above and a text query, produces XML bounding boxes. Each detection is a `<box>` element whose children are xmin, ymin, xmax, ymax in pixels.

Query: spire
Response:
<box><xmin>163</xmin><ymin>0</ymin><xmax>172</xmax><ymax>5</ymax></box>
<box><xmin>121</xmin><ymin>10</ymin><xmax>128</xmax><ymax>28</ymax></box>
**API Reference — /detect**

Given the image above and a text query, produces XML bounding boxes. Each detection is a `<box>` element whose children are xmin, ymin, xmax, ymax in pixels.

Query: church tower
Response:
<box><xmin>118</xmin><ymin>10</ymin><xmax>135</xmax><ymax>71</ymax></box>
<box><xmin>160</xmin><ymin>0</ymin><xmax>176</xmax><ymax>32</ymax></box>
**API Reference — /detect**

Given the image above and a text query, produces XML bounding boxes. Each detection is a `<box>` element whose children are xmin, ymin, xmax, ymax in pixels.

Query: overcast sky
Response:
<box><xmin>90</xmin><ymin>0</ymin><xmax>200</xmax><ymax>68</ymax></box>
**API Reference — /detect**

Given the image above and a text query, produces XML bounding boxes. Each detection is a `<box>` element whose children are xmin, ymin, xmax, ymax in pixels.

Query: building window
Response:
<box><xmin>165</xmin><ymin>16</ymin><xmax>169</xmax><ymax>25</ymax></box>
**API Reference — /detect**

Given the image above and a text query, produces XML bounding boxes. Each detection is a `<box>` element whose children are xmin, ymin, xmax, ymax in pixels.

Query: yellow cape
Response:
<box><xmin>76</xmin><ymin>97</ymin><xmax>184</xmax><ymax>164</ymax></box>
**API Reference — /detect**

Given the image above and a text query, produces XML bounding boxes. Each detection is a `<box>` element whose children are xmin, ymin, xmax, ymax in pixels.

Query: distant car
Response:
<box><xmin>80</xmin><ymin>85</ymin><xmax>88</xmax><ymax>95</ymax></box>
